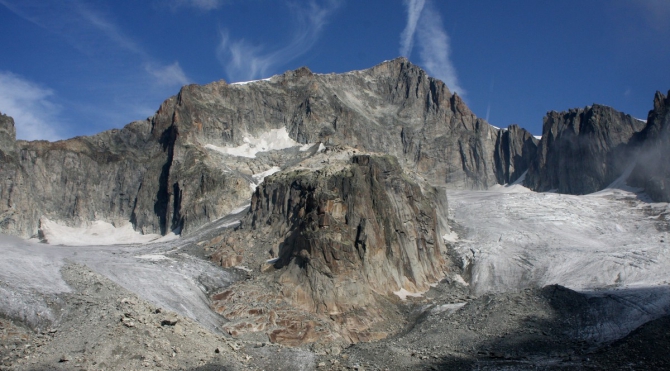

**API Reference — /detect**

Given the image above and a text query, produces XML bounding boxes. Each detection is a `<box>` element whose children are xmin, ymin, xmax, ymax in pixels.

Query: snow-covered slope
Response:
<box><xmin>447</xmin><ymin>185</ymin><xmax>670</xmax><ymax>341</ymax></box>
<box><xmin>37</xmin><ymin>217</ymin><xmax>173</xmax><ymax>246</ymax></box>
<box><xmin>0</xmin><ymin>207</ymin><xmax>249</xmax><ymax>332</ymax></box>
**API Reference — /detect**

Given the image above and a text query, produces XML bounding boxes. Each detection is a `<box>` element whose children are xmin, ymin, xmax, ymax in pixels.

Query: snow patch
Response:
<box><xmin>592</xmin><ymin>162</ymin><xmax>640</xmax><ymax>194</ymax></box>
<box><xmin>205</xmin><ymin>128</ymin><xmax>308</xmax><ymax>158</ymax></box>
<box><xmin>442</xmin><ymin>230</ymin><xmax>459</xmax><ymax>243</ymax></box>
<box><xmin>39</xmin><ymin>217</ymin><xmax>164</xmax><ymax>246</ymax></box>
<box><xmin>430</xmin><ymin>303</ymin><xmax>466</xmax><ymax>315</ymax></box>
<box><xmin>250</xmin><ymin>166</ymin><xmax>282</xmax><ymax>191</ymax></box>
<box><xmin>394</xmin><ymin>288</ymin><xmax>426</xmax><ymax>301</ymax></box>
<box><xmin>230</xmin><ymin>77</ymin><xmax>272</xmax><ymax>85</ymax></box>
<box><xmin>486</xmin><ymin>170</ymin><xmax>531</xmax><ymax>193</ymax></box>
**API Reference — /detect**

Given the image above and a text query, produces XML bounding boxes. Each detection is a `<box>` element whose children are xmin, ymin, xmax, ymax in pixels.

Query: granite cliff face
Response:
<box><xmin>0</xmin><ymin>58</ymin><xmax>529</xmax><ymax>239</ymax></box>
<box><xmin>208</xmin><ymin>152</ymin><xmax>450</xmax><ymax>346</ymax></box>
<box><xmin>525</xmin><ymin>104</ymin><xmax>646</xmax><ymax>194</ymax></box>
<box><xmin>0</xmin><ymin>112</ymin><xmax>253</xmax><ymax>238</ymax></box>
<box><xmin>493</xmin><ymin>124</ymin><xmax>539</xmax><ymax>184</ymax></box>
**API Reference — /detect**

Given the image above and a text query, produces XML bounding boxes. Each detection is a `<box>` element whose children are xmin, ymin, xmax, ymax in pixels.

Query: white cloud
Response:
<box><xmin>399</xmin><ymin>0</ymin><xmax>465</xmax><ymax>96</ymax></box>
<box><xmin>0</xmin><ymin>72</ymin><xmax>62</xmax><ymax>141</ymax></box>
<box><xmin>399</xmin><ymin>0</ymin><xmax>426</xmax><ymax>58</ymax></box>
<box><xmin>217</xmin><ymin>0</ymin><xmax>341</xmax><ymax>82</ymax></box>
<box><xmin>146</xmin><ymin>62</ymin><xmax>191</xmax><ymax>87</ymax></box>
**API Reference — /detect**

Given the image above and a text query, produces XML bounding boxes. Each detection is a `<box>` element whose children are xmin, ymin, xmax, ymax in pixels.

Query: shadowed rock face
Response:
<box><xmin>525</xmin><ymin>104</ymin><xmax>647</xmax><ymax>194</ymax></box>
<box><xmin>209</xmin><ymin>154</ymin><xmax>449</xmax><ymax>346</ymax></box>
<box><xmin>0</xmin><ymin>58</ymin><xmax>518</xmax><ymax>238</ymax></box>
<box><xmin>493</xmin><ymin>124</ymin><xmax>539</xmax><ymax>184</ymax></box>
<box><xmin>628</xmin><ymin>91</ymin><xmax>670</xmax><ymax>201</ymax></box>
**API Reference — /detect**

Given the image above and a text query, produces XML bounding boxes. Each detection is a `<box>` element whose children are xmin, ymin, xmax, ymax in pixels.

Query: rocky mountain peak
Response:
<box><xmin>654</xmin><ymin>90</ymin><xmax>670</xmax><ymax>112</ymax></box>
<box><xmin>525</xmin><ymin>104</ymin><xmax>646</xmax><ymax>194</ymax></box>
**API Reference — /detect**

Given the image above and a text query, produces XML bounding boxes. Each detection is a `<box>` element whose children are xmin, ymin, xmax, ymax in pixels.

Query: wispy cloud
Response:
<box><xmin>399</xmin><ymin>0</ymin><xmax>425</xmax><ymax>58</ymax></box>
<box><xmin>217</xmin><ymin>0</ymin><xmax>341</xmax><ymax>82</ymax></box>
<box><xmin>0</xmin><ymin>0</ymin><xmax>190</xmax><ymax>85</ymax></box>
<box><xmin>0</xmin><ymin>0</ymin><xmax>191</xmax><ymax>136</ymax></box>
<box><xmin>399</xmin><ymin>0</ymin><xmax>465</xmax><ymax>96</ymax></box>
<box><xmin>0</xmin><ymin>72</ymin><xmax>62</xmax><ymax>141</ymax></box>
<box><xmin>169</xmin><ymin>0</ymin><xmax>226</xmax><ymax>11</ymax></box>
<box><xmin>146</xmin><ymin>62</ymin><xmax>191</xmax><ymax>87</ymax></box>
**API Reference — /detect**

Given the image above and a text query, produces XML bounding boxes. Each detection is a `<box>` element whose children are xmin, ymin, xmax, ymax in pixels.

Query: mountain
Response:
<box><xmin>523</xmin><ymin>90</ymin><xmax>670</xmax><ymax>199</ymax></box>
<box><xmin>0</xmin><ymin>57</ymin><xmax>536</xmax><ymax>239</ymax></box>
<box><xmin>525</xmin><ymin>104</ymin><xmax>646</xmax><ymax>194</ymax></box>
<box><xmin>1</xmin><ymin>58</ymin><xmax>670</xmax><ymax>369</ymax></box>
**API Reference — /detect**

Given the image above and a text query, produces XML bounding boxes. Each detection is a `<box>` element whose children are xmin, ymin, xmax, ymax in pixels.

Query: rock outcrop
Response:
<box><xmin>525</xmin><ymin>104</ymin><xmax>647</xmax><ymax>194</ymax></box>
<box><xmin>208</xmin><ymin>153</ymin><xmax>449</xmax><ymax>346</ymax></box>
<box><xmin>628</xmin><ymin>90</ymin><xmax>670</xmax><ymax>201</ymax></box>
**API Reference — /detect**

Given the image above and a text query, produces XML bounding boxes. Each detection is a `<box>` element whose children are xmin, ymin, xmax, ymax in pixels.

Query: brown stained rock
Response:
<box><xmin>269</xmin><ymin>321</ymin><xmax>318</xmax><ymax>346</ymax></box>
<box><xmin>210</xmin><ymin>154</ymin><xmax>450</xmax><ymax>347</ymax></box>
<box><xmin>212</xmin><ymin>252</ymin><xmax>244</xmax><ymax>268</ymax></box>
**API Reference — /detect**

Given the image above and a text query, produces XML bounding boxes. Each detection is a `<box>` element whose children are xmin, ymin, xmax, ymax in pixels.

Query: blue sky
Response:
<box><xmin>1</xmin><ymin>0</ymin><xmax>669</xmax><ymax>140</ymax></box>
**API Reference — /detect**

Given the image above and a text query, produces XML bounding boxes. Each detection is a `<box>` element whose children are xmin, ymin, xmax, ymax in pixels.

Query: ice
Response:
<box><xmin>442</xmin><ymin>230</ymin><xmax>459</xmax><ymax>243</ymax></box>
<box><xmin>205</xmin><ymin>128</ymin><xmax>312</xmax><ymax>158</ymax></box>
<box><xmin>449</xmin><ymin>186</ymin><xmax>670</xmax><ymax>294</ymax></box>
<box><xmin>486</xmin><ymin>170</ymin><xmax>532</xmax><ymax>193</ymax></box>
<box><xmin>447</xmin><ymin>181</ymin><xmax>670</xmax><ymax>340</ymax></box>
<box><xmin>39</xmin><ymin>217</ymin><xmax>165</xmax><ymax>246</ymax></box>
<box><xmin>0</xmin><ymin>207</ymin><xmax>247</xmax><ymax>332</ymax></box>
<box><xmin>249</xmin><ymin>166</ymin><xmax>282</xmax><ymax>191</ymax></box>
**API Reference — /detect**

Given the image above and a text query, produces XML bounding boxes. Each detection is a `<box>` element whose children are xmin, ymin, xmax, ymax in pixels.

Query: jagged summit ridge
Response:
<box><xmin>0</xmin><ymin>59</ymin><xmax>531</xmax><ymax>238</ymax></box>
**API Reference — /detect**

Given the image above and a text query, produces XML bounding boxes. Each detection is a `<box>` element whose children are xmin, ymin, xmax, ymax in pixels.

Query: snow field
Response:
<box><xmin>205</xmin><ymin>128</ymin><xmax>313</xmax><ymax>158</ymax></box>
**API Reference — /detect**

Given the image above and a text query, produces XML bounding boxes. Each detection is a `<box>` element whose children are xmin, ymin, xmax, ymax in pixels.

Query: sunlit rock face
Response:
<box><xmin>251</xmin><ymin>154</ymin><xmax>448</xmax><ymax>310</ymax></box>
<box><xmin>209</xmin><ymin>154</ymin><xmax>450</xmax><ymax>346</ymax></box>
<box><xmin>0</xmin><ymin>57</ymin><xmax>536</xmax><ymax>239</ymax></box>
